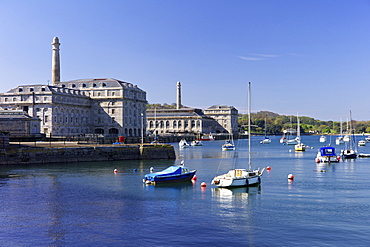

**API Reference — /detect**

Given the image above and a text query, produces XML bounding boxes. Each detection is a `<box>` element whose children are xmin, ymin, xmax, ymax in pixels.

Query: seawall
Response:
<box><xmin>0</xmin><ymin>144</ymin><xmax>176</xmax><ymax>165</ymax></box>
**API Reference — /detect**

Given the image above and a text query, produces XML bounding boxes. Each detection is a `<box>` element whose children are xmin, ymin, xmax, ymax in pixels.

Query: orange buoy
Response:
<box><xmin>266</xmin><ymin>166</ymin><xmax>271</xmax><ymax>171</ymax></box>
<box><xmin>200</xmin><ymin>182</ymin><xmax>207</xmax><ymax>187</ymax></box>
<box><xmin>288</xmin><ymin>174</ymin><xmax>294</xmax><ymax>180</ymax></box>
<box><xmin>192</xmin><ymin>175</ymin><xmax>197</xmax><ymax>181</ymax></box>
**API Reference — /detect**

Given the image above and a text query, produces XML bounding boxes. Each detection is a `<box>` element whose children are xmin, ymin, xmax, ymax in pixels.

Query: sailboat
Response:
<box><xmin>294</xmin><ymin>113</ymin><xmax>306</xmax><ymax>152</ymax></box>
<box><xmin>222</xmin><ymin>132</ymin><xmax>235</xmax><ymax>151</ymax></box>
<box><xmin>341</xmin><ymin>111</ymin><xmax>357</xmax><ymax>159</ymax></box>
<box><xmin>336</xmin><ymin>118</ymin><xmax>345</xmax><ymax>145</ymax></box>
<box><xmin>286</xmin><ymin>116</ymin><xmax>299</xmax><ymax>145</ymax></box>
<box><xmin>212</xmin><ymin>82</ymin><xmax>265</xmax><ymax>187</ymax></box>
<box><xmin>260</xmin><ymin>118</ymin><xmax>271</xmax><ymax>144</ymax></box>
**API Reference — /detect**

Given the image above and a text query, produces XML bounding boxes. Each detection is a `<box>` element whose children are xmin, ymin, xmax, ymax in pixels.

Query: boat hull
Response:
<box><xmin>212</xmin><ymin>168</ymin><xmax>264</xmax><ymax>188</ymax></box>
<box><xmin>144</xmin><ymin>170</ymin><xmax>196</xmax><ymax>184</ymax></box>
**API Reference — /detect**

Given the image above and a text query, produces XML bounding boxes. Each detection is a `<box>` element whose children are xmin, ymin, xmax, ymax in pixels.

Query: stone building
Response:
<box><xmin>0</xmin><ymin>37</ymin><xmax>146</xmax><ymax>138</ymax></box>
<box><xmin>204</xmin><ymin>105</ymin><xmax>239</xmax><ymax>135</ymax></box>
<box><xmin>0</xmin><ymin>110</ymin><xmax>41</xmax><ymax>137</ymax></box>
<box><xmin>146</xmin><ymin>82</ymin><xmax>238</xmax><ymax>136</ymax></box>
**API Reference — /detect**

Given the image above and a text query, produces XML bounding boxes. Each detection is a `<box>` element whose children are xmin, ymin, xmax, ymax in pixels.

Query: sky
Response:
<box><xmin>0</xmin><ymin>0</ymin><xmax>370</xmax><ymax>121</ymax></box>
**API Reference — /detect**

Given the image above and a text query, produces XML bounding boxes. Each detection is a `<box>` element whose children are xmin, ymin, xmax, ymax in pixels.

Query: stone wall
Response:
<box><xmin>0</xmin><ymin>144</ymin><xmax>175</xmax><ymax>165</ymax></box>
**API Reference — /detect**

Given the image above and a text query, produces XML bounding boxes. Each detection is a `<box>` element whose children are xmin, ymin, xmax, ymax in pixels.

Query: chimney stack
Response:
<box><xmin>51</xmin><ymin>37</ymin><xmax>61</xmax><ymax>85</ymax></box>
<box><xmin>176</xmin><ymin>81</ymin><xmax>181</xmax><ymax>109</ymax></box>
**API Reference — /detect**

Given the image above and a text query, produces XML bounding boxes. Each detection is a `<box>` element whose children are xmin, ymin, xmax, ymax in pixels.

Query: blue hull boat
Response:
<box><xmin>144</xmin><ymin>163</ymin><xmax>196</xmax><ymax>185</ymax></box>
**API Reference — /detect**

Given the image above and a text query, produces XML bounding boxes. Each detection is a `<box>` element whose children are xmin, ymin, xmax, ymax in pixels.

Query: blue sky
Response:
<box><xmin>1</xmin><ymin>0</ymin><xmax>370</xmax><ymax>121</ymax></box>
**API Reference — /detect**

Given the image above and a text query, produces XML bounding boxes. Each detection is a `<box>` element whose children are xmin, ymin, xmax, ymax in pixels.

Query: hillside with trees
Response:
<box><xmin>147</xmin><ymin>104</ymin><xmax>370</xmax><ymax>135</ymax></box>
<box><xmin>240</xmin><ymin>111</ymin><xmax>370</xmax><ymax>135</ymax></box>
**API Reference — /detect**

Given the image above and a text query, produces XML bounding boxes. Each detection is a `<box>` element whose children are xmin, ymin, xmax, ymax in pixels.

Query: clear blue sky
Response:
<box><xmin>1</xmin><ymin>0</ymin><xmax>370</xmax><ymax>121</ymax></box>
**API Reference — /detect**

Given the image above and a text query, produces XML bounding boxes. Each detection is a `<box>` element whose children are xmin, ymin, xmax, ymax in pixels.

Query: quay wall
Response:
<box><xmin>0</xmin><ymin>144</ymin><xmax>176</xmax><ymax>165</ymax></box>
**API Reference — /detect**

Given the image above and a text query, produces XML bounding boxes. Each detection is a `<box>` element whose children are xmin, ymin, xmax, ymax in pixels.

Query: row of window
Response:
<box><xmin>148</xmin><ymin>120</ymin><xmax>201</xmax><ymax>129</ymax></box>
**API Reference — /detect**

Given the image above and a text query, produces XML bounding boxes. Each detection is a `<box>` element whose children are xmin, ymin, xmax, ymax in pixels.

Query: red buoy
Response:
<box><xmin>200</xmin><ymin>182</ymin><xmax>207</xmax><ymax>187</ymax></box>
<box><xmin>191</xmin><ymin>175</ymin><xmax>197</xmax><ymax>181</ymax></box>
<box><xmin>114</xmin><ymin>169</ymin><xmax>118</xmax><ymax>173</ymax></box>
<box><xmin>288</xmin><ymin>174</ymin><xmax>294</xmax><ymax>180</ymax></box>
<box><xmin>267</xmin><ymin>166</ymin><xmax>271</xmax><ymax>171</ymax></box>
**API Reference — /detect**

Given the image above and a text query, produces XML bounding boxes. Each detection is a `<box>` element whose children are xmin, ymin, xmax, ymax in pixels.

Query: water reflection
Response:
<box><xmin>211</xmin><ymin>185</ymin><xmax>261</xmax><ymax>202</ymax></box>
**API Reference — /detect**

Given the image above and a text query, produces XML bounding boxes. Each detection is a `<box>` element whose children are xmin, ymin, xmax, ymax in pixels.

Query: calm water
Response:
<box><xmin>1</xmin><ymin>135</ymin><xmax>370</xmax><ymax>246</ymax></box>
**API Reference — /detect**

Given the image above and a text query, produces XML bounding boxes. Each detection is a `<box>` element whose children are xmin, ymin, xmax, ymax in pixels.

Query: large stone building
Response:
<box><xmin>0</xmin><ymin>37</ymin><xmax>147</xmax><ymax>138</ymax></box>
<box><xmin>146</xmin><ymin>82</ymin><xmax>238</xmax><ymax>136</ymax></box>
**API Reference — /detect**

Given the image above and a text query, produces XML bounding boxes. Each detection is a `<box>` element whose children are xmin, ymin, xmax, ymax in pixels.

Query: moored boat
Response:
<box><xmin>191</xmin><ymin>140</ymin><xmax>203</xmax><ymax>146</ymax></box>
<box><xmin>212</xmin><ymin>82</ymin><xmax>264</xmax><ymax>188</ymax></box>
<box><xmin>260</xmin><ymin>137</ymin><xmax>271</xmax><ymax>144</ymax></box>
<box><xmin>358</xmin><ymin>140</ymin><xmax>366</xmax><ymax>146</ymax></box>
<box><xmin>199</xmin><ymin>134</ymin><xmax>215</xmax><ymax>141</ymax></box>
<box><xmin>319</xmin><ymin>135</ymin><xmax>326</xmax><ymax>143</ymax></box>
<box><xmin>143</xmin><ymin>161</ymin><xmax>196</xmax><ymax>185</ymax></box>
<box><xmin>222</xmin><ymin>140</ymin><xmax>235</xmax><ymax>151</ymax></box>
<box><xmin>316</xmin><ymin>147</ymin><xmax>340</xmax><ymax>163</ymax></box>
<box><xmin>294</xmin><ymin>114</ymin><xmax>306</xmax><ymax>152</ymax></box>
<box><xmin>179</xmin><ymin>139</ymin><xmax>190</xmax><ymax>148</ymax></box>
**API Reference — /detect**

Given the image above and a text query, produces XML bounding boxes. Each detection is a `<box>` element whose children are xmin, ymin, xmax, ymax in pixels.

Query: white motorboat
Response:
<box><xmin>358</xmin><ymin>140</ymin><xmax>366</xmax><ymax>146</ymax></box>
<box><xmin>191</xmin><ymin>140</ymin><xmax>203</xmax><ymax>146</ymax></box>
<box><xmin>179</xmin><ymin>139</ymin><xmax>190</xmax><ymax>148</ymax></box>
<box><xmin>319</xmin><ymin>135</ymin><xmax>326</xmax><ymax>143</ymax></box>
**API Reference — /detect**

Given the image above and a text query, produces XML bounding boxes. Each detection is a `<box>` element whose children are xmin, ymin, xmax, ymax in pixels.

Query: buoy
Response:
<box><xmin>150</xmin><ymin>167</ymin><xmax>154</xmax><ymax>172</ymax></box>
<box><xmin>266</xmin><ymin>166</ymin><xmax>271</xmax><ymax>171</ymax></box>
<box><xmin>316</xmin><ymin>159</ymin><xmax>320</xmax><ymax>163</ymax></box>
<box><xmin>288</xmin><ymin>174</ymin><xmax>294</xmax><ymax>180</ymax></box>
<box><xmin>201</xmin><ymin>182</ymin><xmax>207</xmax><ymax>187</ymax></box>
<box><xmin>133</xmin><ymin>169</ymin><xmax>137</xmax><ymax>172</ymax></box>
<box><xmin>114</xmin><ymin>169</ymin><xmax>118</xmax><ymax>173</ymax></box>
<box><xmin>192</xmin><ymin>175</ymin><xmax>197</xmax><ymax>181</ymax></box>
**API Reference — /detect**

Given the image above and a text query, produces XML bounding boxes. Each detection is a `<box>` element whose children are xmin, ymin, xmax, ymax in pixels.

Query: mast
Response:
<box><xmin>297</xmin><ymin>113</ymin><xmax>300</xmax><ymax>143</ymax></box>
<box><xmin>248</xmin><ymin>82</ymin><xmax>251</xmax><ymax>170</ymax></box>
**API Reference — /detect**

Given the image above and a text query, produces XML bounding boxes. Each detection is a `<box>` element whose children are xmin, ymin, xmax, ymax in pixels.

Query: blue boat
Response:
<box><xmin>143</xmin><ymin>162</ymin><xmax>196</xmax><ymax>184</ymax></box>
<box><xmin>316</xmin><ymin>147</ymin><xmax>340</xmax><ymax>163</ymax></box>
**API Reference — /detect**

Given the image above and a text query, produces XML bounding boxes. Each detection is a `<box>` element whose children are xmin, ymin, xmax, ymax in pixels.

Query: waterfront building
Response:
<box><xmin>204</xmin><ymin>105</ymin><xmax>239</xmax><ymax>135</ymax></box>
<box><xmin>0</xmin><ymin>110</ymin><xmax>41</xmax><ymax>137</ymax></box>
<box><xmin>0</xmin><ymin>37</ymin><xmax>147</xmax><ymax>138</ymax></box>
<box><xmin>146</xmin><ymin>82</ymin><xmax>238</xmax><ymax>136</ymax></box>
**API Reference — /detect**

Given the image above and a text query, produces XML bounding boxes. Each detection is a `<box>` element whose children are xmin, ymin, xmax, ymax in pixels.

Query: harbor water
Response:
<box><xmin>1</xmin><ymin>135</ymin><xmax>370</xmax><ymax>246</ymax></box>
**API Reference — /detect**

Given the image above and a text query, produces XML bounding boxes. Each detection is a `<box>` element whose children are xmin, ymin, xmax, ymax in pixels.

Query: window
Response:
<box><xmin>45</xmin><ymin>116</ymin><xmax>48</xmax><ymax>123</ymax></box>
<box><xmin>4</xmin><ymin>98</ymin><xmax>8</xmax><ymax>102</ymax></box>
<box><xmin>111</xmin><ymin>109</ymin><xmax>115</xmax><ymax>114</ymax></box>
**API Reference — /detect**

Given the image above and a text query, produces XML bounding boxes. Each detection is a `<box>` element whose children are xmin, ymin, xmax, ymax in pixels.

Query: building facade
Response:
<box><xmin>0</xmin><ymin>37</ymin><xmax>147</xmax><ymax>138</ymax></box>
<box><xmin>0</xmin><ymin>78</ymin><xmax>146</xmax><ymax>137</ymax></box>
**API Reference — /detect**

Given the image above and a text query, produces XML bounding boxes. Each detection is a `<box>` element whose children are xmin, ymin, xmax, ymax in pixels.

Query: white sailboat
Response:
<box><xmin>336</xmin><ymin>118</ymin><xmax>345</xmax><ymax>145</ymax></box>
<box><xmin>260</xmin><ymin>118</ymin><xmax>271</xmax><ymax>144</ymax></box>
<box><xmin>222</xmin><ymin>132</ymin><xmax>235</xmax><ymax>151</ymax></box>
<box><xmin>286</xmin><ymin>116</ymin><xmax>298</xmax><ymax>145</ymax></box>
<box><xmin>212</xmin><ymin>82</ymin><xmax>265</xmax><ymax>187</ymax></box>
<box><xmin>341</xmin><ymin>111</ymin><xmax>357</xmax><ymax>159</ymax></box>
<box><xmin>295</xmin><ymin>113</ymin><xmax>306</xmax><ymax>152</ymax></box>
